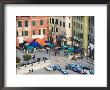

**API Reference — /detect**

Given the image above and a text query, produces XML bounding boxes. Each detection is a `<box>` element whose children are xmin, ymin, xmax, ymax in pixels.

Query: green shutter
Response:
<box><xmin>32</xmin><ymin>30</ymin><xmax>35</xmax><ymax>35</ymax></box>
<box><xmin>63</xmin><ymin>22</ymin><xmax>65</xmax><ymax>27</ymax></box>
<box><xmin>18</xmin><ymin>21</ymin><xmax>22</xmax><ymax>27</ymax></box>
<box><xmin>43</xmin><ymin>29</ymin><xmax>45</xmax><ymax>34</ymax></box>
<box><xmin>16</xmin><ymin>31</ymin><xmax>18</xmax><ymax>36</ymax></box>
<box><xmin>25</xmin><ymin>31</ymin><xmax>28</xmax><ymax>36</ymax></box>
<box><xmin>25</xmin><ymin>20</ymin><xmax>28</xmax><ymax>27</ymax></box>
<box><xmin>32</xmin><ymin>21</ymin><xmax>36</xmax><ymax>26</ymax></box>
<box><xmin>22</xmin><ymin>31</ymin><xmax>24</xmax><ymax>36</ymax></box>
<box><xmin>40</xmin><ymin>20</ymin><xmax>43</xmax><ymax>25</ymax></box>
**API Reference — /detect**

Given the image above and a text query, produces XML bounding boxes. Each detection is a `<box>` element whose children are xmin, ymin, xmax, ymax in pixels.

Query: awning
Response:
<box><xmin>35</xmin><ymin>38</ymin><xmax>47</xmax><ymax>46</ymax></box>
<box><xmin>74</xmin><ymin>36</ymin><xmax>80</xmax><ymax>41</ymax></box>
<box><xmin>29</xmin><ymin>41</ymin><xmax>41</xmax><ymax>48</ymax></box>
<box><xmin>25</xmin><ymin>45</ymin><xmax>34</xmax><ymax>50</ymax></box>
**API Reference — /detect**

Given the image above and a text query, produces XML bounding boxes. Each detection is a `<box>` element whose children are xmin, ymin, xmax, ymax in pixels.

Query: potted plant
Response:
<box><xmin>23</xmin><ymin>54</ymin><xmax>32</xmax><ymax>61</ymax></box>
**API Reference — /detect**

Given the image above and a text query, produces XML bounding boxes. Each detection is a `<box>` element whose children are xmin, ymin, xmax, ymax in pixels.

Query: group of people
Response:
<box><xmin>70</xmin><ymin>53</ymin><xmax>82</xmax><ymax>61</ymax></box>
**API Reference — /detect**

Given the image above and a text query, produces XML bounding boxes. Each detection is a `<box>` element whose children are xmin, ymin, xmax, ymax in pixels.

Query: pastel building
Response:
<box><xmin>72</xmin><ymin>16</ymin><xmax>91</xmax><ymax>55</ymax></box>
<box><xmin>49</xmin><ymin>16</ymin><xmax>73</xmax><ymax>46</ymax></box>
<box><xmin>72</xmin><ymin>16</ymin><xmax>84</xmax><ymax>46</ymax></box>
<box><xmin>49</xmin><ymin>16</ymin><xmax>66</xmax><ymax>45</ymax></box>
<box><xmin>16</xmin><ymin>16</ymin><xmax>49</xmax><ymax>46</ymax></box>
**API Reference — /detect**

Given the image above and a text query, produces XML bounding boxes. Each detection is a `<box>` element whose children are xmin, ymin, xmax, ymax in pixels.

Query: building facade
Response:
<box><xmin>88</xmin><ymin>16</ymin><xmax>94</xmax><ymax>44</ymax></box>
<box><xmin>16</xmin><ymin>16</ymin><xmax>49</xmax><ymax>46</ymax></box>
<box><xmin>49</xmin><ymin>16</ymin><xmax>73</xmax><ymax>46</ymax></box>
<box><xmin>72</xmin><ymin>16</ymin><xmax>84</xmax><ymax>46</ymax></box>
<box><xmin>72</xmin><ymin>16</ymin><xmax>93</xmax><ymax>56</ymax></box>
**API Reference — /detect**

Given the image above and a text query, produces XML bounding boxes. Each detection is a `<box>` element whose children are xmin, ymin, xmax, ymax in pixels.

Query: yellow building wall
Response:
<box><xmin>83</xmin><ymin>16</ymin><xmax>89</xmax><ymax>56</ymax></box>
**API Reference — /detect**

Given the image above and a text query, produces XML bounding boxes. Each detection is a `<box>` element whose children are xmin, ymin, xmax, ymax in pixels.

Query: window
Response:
<box><xmin>91</xmin><ymin>28</ymin><xmax>92</xmax><ymax>33</ymax></box>
<box><xmin>63</xmin><ymin>22</ymin><xmax>65</xmax><ymax>27</ymax></box>
<box><xmin>39</xmin><ymin>29</ymin><xmax>41</xmax><ymax>35</ymax></box>
<box><xmin>25</xmin><ymin>31</ymin><xmax>28</xmax><ymax>36</ymax></box>
<box><xmin>22</xmin><ymin>31</ymin><xmax>25</xmax><ymax>36</ymax></box>
<box><xmin>32</xmin><ymin>21</ymin><xmax>36</xmax><ymax>26</ymax></box>
<box><xmin>82</xmin><ymin>34</ymin><xmax>83</xmax><ymax>39</ymax></box>
<box><xmin>50</xmin><ymin>18</ymin><xmax>51</xmax><ymax>23</ymax></box>
<box><xmin>43</xmin><ymin>29</ymin><xmax>45</xmax><ymax>34</ymax></box>
<box><xmin>32</xmin><ymin>30</ymin><xmax>35</xmax><ymax>35</ymax></box>
<box><xmin>55</xmin><ymin>19</ymin><xmax>58</xmax><ymax>24</ymax></box>
<box><xmin>76</xmin><ymin>34</ymin><xmax>77</xmax><ymax>37</ymax></box>
<box><xmin>60</xmin><ymin>21</ymin><xmax>62</xmax><ymax>26</ymax></box>
<box><xmin>76</xmin><ymin>23</ymin><xmax>80</xmax><ymax>28</ymax></box>
<box><xmin>78</xmin><ymin>33</ymin><xmax>79</xmax><ymax>39</ymax></box>
<box><xmin>18</xmin><ymin>21</ymin><xmax>22</xmax><ymax>27</ymax></box>
<box><xmin>78</xmin><ymin>23</ymin><xmax>80</xmax><ymax>28</ymax></box>
<box><xmin>25</xmin><ymin>20</ymin><xmax>28</xmax><ymax>27</ymax></box>
<box><xmin>80</xmin><ymin>17</ymin><xmax>82</xmax><ymax>20</ymax></box>
<box><xmin>69</xmin><ymin>23</ymin><xmax>70</xmax><ymax>28</ymax></box>
<box><xmin>76</xmin><ymin>23</ymin><xmax>78</xmax><ymax>28</ymax></box>
<box><xmin>52</xmin><ymin>18</ymin><xmax>54</xmax><ymax>24</ymax></box>
<box><xmin>81</xmin><ymin>24</ymin><xmax>82</xmax><ymax>30</ymax></box>
<box><xmin>52</xmin><ymin>27</ymin><xmax>53</xmax><ymax>32</ymax></box>
<box><xmin>56</xmin><ymin>28</ymin><xmax>58</xmax><ymax>32</ymax></box>
<box><xmin>40</xmin><ymin>20</ymin><xmax>43</xmax><ymax>25</ymax></box>
<box><xmin>16</xmin><ymin>31</ymin><xmax>18</xmax><ymax>36</ymax></box>
<box><xmin>22</xmin><ymin>31</ymin><xmax>28</xmax><ymax>36</ymax></box>
<box><xmin>69</xmin><ymin>17</ymin><xmax>70</xmax><ymax>19</ymax></box>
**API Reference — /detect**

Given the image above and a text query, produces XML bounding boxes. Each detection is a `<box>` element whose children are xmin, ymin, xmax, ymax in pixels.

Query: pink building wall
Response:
<box><xmin>16</xmin><ymin>16</ymin><xmax>49</xmax><ymax>45</ymax></box>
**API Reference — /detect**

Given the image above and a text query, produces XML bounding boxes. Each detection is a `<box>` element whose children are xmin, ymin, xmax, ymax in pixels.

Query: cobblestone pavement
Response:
<box><xmin>16</xmin><ymin>49</ymin><xmax>94</xmax><ymax>74</ymax></box>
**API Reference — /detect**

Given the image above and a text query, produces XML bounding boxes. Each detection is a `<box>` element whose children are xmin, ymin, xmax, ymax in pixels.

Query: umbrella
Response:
<box><xmin>74</xmin><ymin>49</ymin><xmax>81</xmax><ymax>53</ymax></box>
<box><xmin>39</xmin><ymin>45</ymin><xmax>44</xmax><ymax>49</ymax></box>
<box><xmin>25</xmin><ymin>45</ymin><xmax>34</xmax><ymax>50</ymax></box>
<box><xmin>35</xmin><ymin>38</ymin><xmax>47</xmax><ymax>46</ymax></box>
<box><xmin>67</xmin><ymin>47</ymin><xmax>74</xmax><ymax>52</ymax></box>
<box><xmin>29</xmin><ymin>41</ymin><xmax>41</xmax><ymax>48</ymax></box>
<box><xmin>61</xmin><ymin>45</ymin><xmax>68</xmax><ymax>50</ymax></box>
<box><xmin>47</xmin><ymin>43</ymin><xmax>54</xmax><ymax>47</ymax></box>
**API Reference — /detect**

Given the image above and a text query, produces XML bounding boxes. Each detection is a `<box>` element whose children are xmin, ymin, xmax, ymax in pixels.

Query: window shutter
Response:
<box><xmin>18</xmin><ymin>21</ymin><xmax>22</xmax><ymax>27</ymax></box>
<box><xmin>43</xmin><ymin>29</ymin><xmax>45</xmax><ymax>34</ymax></box>
<box><xmin>25</xmin><ymin>20</ymin><xmax>28</xmax><ymax>27</ymax></box>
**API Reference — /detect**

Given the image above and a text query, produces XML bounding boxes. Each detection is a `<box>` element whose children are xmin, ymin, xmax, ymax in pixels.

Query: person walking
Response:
<box><xmin>32</xmin><ymin>55</ymin><xmax>35</xmax><ymax>60</ymax></box>
<box><xmin>54</xmin><ymin>52</ymin><xmax>57</xmax><ymax>56</ymax></box>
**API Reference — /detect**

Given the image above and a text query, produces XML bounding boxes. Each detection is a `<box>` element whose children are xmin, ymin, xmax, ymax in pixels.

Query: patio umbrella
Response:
<box><xmin>61</xmin><ymin>45</ymin><xmax>68</xmax><ymax>50</ymax></box>
<box><xmin>35</xmin><ymin>38</ymin><xmax>47</xmax><ymax>46</ymax></box>
<box><xmin>29</xmin><ymin>41</ymin><xmax>41</xmax><ymax>48</ymax></box>
<box><xmin>47</xmin><ymin>43</ymin><xmax>54</xmax><ymax>48</ymax></box>
<box><xmin>25</xmin><ymin>45</ymin><xmax>34</xmax><ymax>50</ymax></box>
<box><xmin>67</xmin><ymin>47</ymin><xmax>74</xmax><ymax>52</ymax></box>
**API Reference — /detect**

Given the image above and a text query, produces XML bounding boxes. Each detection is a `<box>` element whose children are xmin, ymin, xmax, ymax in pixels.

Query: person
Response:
<box><xmin>46</xmin><ymin>47</ymin><xmax>49</xmax><ymax>54</ymax></box>
<box><xmin>32</xmin><ymin>69</ymin><xmax>33</xmax><ymax>72</ymax></box>
<box><xmin>32</xmin><ymin>55</ymin><xmax>35</xmax><ymax>60</ymax></box>
<box><xmin>54</xmin><ymin>51</ymin><xmax>57</xmax><ymax>56</ymax></box>
<box><xmin>69</xmin><ymin>54</ymin><xmax>73</xmax><ymax>60</ymax></box>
